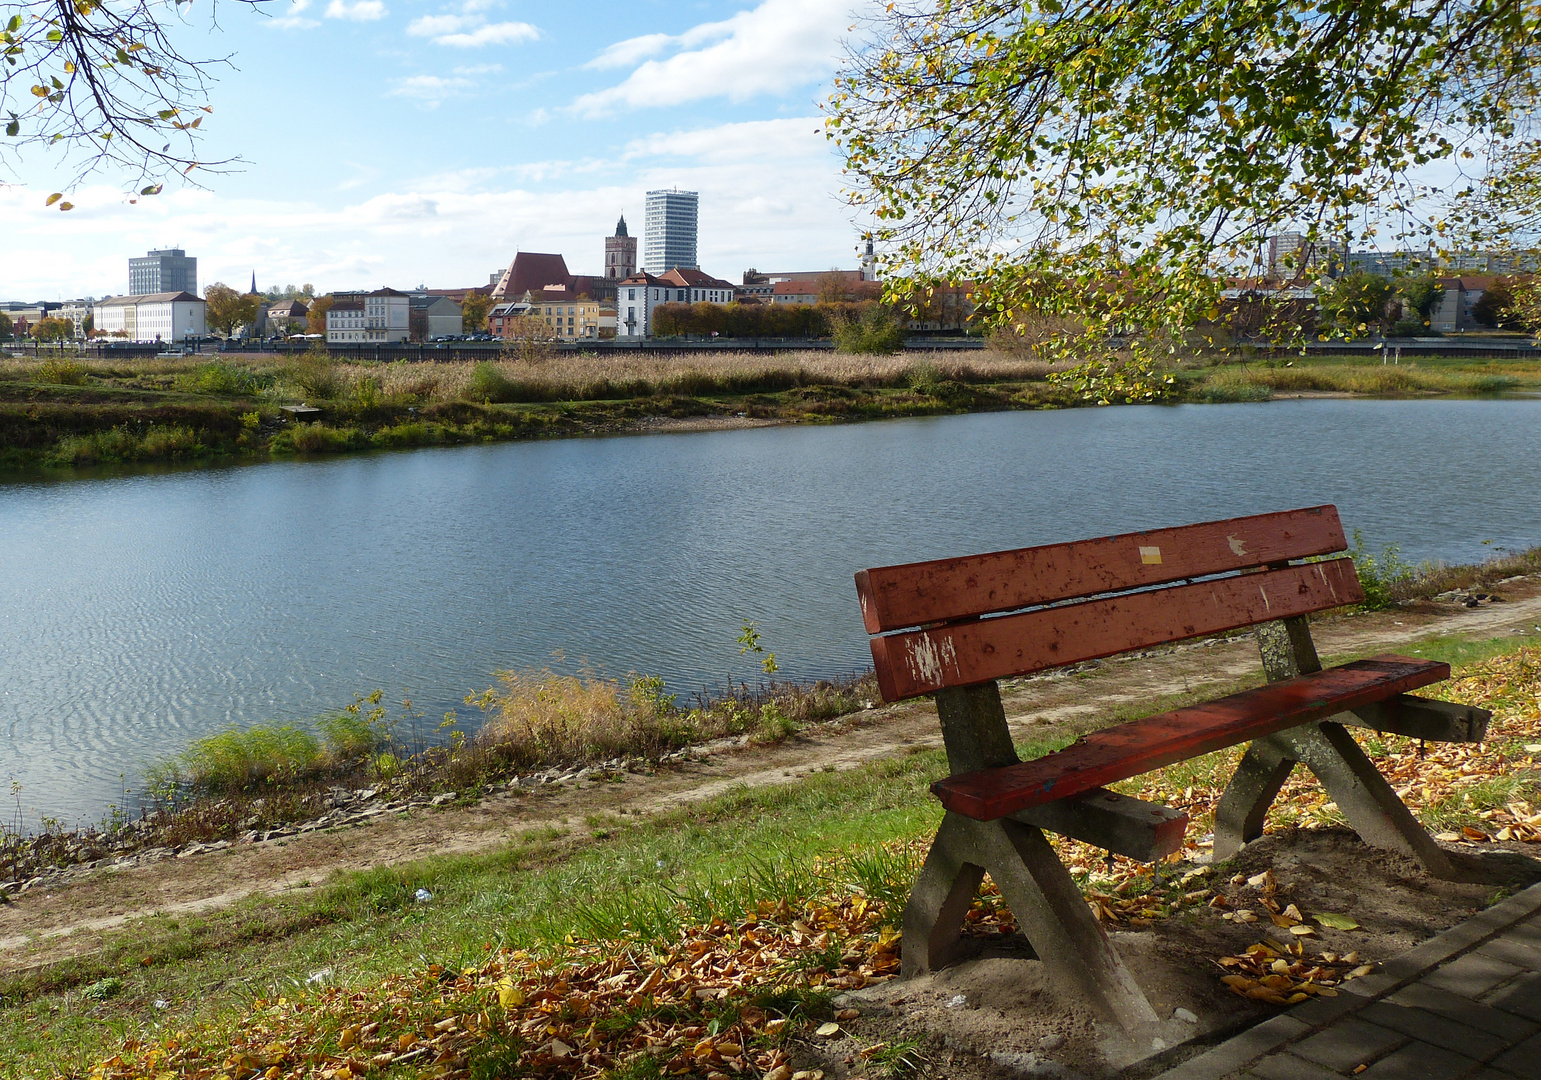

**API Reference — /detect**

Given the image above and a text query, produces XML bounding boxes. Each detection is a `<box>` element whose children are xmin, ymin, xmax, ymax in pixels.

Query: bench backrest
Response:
<box><xmin>855</xmin><ymin>505</ymin><xmax>1362</xmax><ymax>702</ymax></box>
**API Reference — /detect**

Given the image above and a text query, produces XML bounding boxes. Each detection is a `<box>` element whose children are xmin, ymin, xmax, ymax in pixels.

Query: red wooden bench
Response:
<box><xmin>855</xmin><ymin>506</ymin><xmax>1490</xmax><ymax>1032</ymax></box>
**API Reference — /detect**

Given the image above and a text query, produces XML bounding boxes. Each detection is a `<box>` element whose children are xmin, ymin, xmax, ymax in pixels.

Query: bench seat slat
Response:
<box><xmin>855</xmin><ymin>506</ymin><xmax>1347</xmax><ymax>634</ymax></box>
<box><xmin>870</xmin><ymin>558</ymin><xmax>1364</xmax><ymax>701</ymax></box>
<box><xmin>931</xmin><ymin>656</ymin><xmax>1449</xmax><ymax>820</ymax></box>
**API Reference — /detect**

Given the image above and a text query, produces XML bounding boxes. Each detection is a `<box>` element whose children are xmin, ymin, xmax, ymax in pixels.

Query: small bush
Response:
<box><xmin>468</xmin><ymin>362</ymin><xmax>520</xmax><ymax>403</ymax></box>
<box><xmin>170</xmin><ymin>724</ymin><xmax>324</xmax><ymax>793</ymax></box>
<box><xmin>1391</xmin><ymin>319</ymin><xmax>1429</xmax><ymax>337</ymax></box>
<box><xmin>834</xmin><ymin>307</ymin><xmax>906</xmax><ymax>355</ymax></box>
<box><xmin>287</xmin><ymin>422</ymin><xmax>356</xmax><ymax>453</ymax></box>
<box><xmin>35</xmin><ymin>359</ymin><xmax>88</xmax><ymax>386</ymax></box>
<box><xmin>1348</xmin><ymin>529</ymin><xmax>1420</xmax><ymax>609</ymax></box>
<box><xmin>316</xmin><ymin>712</ymin><xmax>388</xmax><ymax>762</ymax></box>
<box><xmin>176</xmin><ymin>362</ymin><xmax>271</xmax><ymax>396</ymax></box>
<box><xmin>290</xmin><ymin>359</ymin><xmax>342</xmax><ymax>400</ymax></box>
<box><xmin>139</xmin><ymin>424</ymin><xmax>202</xmax><ymax>459</ymax></box>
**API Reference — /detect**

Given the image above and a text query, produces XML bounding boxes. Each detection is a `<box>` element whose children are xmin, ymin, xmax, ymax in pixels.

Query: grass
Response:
<box><xmin>1</xmin><ymin>630</ymin><xmax>1538</xmax><ymax>1077</ymax></box>
<box><xmin>3</xmin><ymin>348</ymin><xmax>1537</xmax><ymax>472</ymax></box>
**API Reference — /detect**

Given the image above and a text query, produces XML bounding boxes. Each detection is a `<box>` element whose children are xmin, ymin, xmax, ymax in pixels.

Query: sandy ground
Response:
<box><xmin>4</xmin><ymin>579</ymin><xmax>1541</xmax><ymax>1071</ymax></box>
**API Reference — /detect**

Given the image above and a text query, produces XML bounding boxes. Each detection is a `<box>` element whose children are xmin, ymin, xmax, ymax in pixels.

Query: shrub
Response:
<box><xmin>169</xmin><ymin>724</ymin><xmax>324</xmax><ymax>793</ymax></box>
<box><xmin>316</xmin><ymin>711</ymin><xmax>388</xmax><ymax>762</ymax></box>
<box><xmin>834</xmin><ymin>307</ymin><xmax>906</xmax><ymax>354</ymax></box>
<box><xmin>1391</xmin><ymin>319</ymin><xmax>1429</xmax><ymax>337</ymax></box>
<box><xmin>1348</xmin><ymin>529</ymin><xmax>1420</xmax><ymax>609</ymax></box>
<box><xmin>176</xmin><ymin>362</ymin><xmax>271</xmax><ymax>396</ymax></box>
<box><xmin>468</xmin><ymin>362</ymin><xmax>519</xmax><ymax>403</ymax></box>
<box><xmin>140</xmin><ymin>424</ymin><xmax>202</xmax><ymax>459</ymax></box>
<box><xmin>287</xmin><ymin>422</ymin><xmax>356</xmax><ymax>453</ymax></box>
<box><xmin>35</xmin><ymin>358</ymin><xmax>88</xmax><ymax>386</ymax></box>
<box><xmin>290</xmin><ymin>358</ymin><xmax>342</xmax><ymax>400</ymax></box>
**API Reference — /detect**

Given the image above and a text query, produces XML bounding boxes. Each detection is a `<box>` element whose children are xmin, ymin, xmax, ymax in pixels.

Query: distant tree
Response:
<box><xmin>31</xmin><ymin>315</ymin><xmax>71</xmax><ymax>341</ymax></box>
<box><xmin>204</xmin><ymin>283</ymin><xmax>261</xmax><ymax>338</ymax></box>
<box><xmin>1471</xmin><ymin>281</ymin><xmax>1518</xmax><ymax>328</ymax></box>
<box><xmin>816</xmin><ymin>272</ymin><xmax>851</xmax><ymax>304</ymax></box>
<box><xmin>307</xmin><ymin>295</ymin><xmax>334</xmax><ymax>336</ymax></box>
<box><xmin>409</xmin><ymin>308</ymin><xmax>429</xmax><ymax>342</ymax></box>
<box><xmin>1317</xmin><ymin>273</ymin><xmax>1397</xmax><ymax>335</ymax></box>
<box><xmin>1394</xmin><ymin>274</ymin><xmax>1443</xmax><ymax>324</ymax></box>
<box><xmin>499</xmin><ymin>314</ymin><xmax>559</xmax><ymax>363</ymax></box>
<box><xmin>0</xmin><ymin>312</ymin><xmax>12</xmax><ymax>341</ymax></box>
<box><xmin>461</xmin><ymin>291</ymin><xmax>490</xmax><ymax>332</ymax></box>
<box><xmin>82</xmin><ymin>312</ymin><xmax>93</xmax><ymax>337</ymax></box>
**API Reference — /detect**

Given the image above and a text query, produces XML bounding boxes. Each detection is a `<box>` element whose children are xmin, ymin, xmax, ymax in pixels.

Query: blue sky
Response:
<box><xmin>2</xmin><ymin>0</ymin><xmax>867</xmax><ymax>300</ymax></box>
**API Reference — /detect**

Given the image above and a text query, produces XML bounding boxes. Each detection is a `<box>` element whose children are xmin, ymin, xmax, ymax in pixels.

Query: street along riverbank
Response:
<box><xmin>0</xmin><ymin>347</ymin><xmax>1535</xmax><ymax>472</ymax></box>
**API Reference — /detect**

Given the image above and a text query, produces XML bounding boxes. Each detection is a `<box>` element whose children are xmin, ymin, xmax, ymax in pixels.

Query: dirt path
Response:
<box><xmin>4</xmin><ymin>584</ymin><xmax>1539</xmax><ymax>974</ymax></box>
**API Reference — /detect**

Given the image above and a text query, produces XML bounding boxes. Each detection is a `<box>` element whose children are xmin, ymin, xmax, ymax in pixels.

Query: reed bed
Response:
<box><xmin>1198</xmin><ymin>361</ymin><xmax>1525</xmax><ymax>397</ymax></box>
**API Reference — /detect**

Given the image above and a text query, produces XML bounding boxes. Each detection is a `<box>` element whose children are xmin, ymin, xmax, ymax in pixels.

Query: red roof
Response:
<box><xmin>656</xmin><ymin>267</ymin><xmax>735</xmax><ymax>291</ymax></box>
<box><xmin>494</xmin><ymin>253</ymin><xmax>572</xmax><ymax>298</ymax></box>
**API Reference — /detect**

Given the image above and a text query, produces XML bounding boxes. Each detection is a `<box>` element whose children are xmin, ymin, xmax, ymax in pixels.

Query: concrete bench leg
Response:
<box><xmin>902</xmin><ymin>810</ymin><xmax>1160</xmax><ymax>1032</ymax></box>
<box><xmin>1214</xmin><ymin>615</ymin><xmax>1460</xmax><ymax>878</ymax></box>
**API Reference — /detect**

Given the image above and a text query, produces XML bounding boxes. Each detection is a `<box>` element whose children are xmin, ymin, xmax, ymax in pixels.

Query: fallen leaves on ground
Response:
<box><xmin>85</xmin><ymin>894</ymin><xmax>899</xmax><ymax>1080</ymax></box>
<box><xmin>1216</xmin><ymin>940</ymin><xmax>1376</xmax><ymax>1005</ymax></box>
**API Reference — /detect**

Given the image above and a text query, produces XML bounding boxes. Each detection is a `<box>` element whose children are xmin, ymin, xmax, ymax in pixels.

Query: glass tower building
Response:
<box><xmin>129</xmin><ymin>248</ymin><xmax>198</xmax><ymax>296</ymax></box>
<box><xmin>642</xmin><ymin>190</ymin><xmax>698</xmax><ymax>273</ymax></box>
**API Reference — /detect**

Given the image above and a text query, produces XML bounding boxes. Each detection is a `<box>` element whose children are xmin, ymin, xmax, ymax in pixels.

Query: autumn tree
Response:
<box><xmin>0</xmin><ymin>312</ymin><xmax>12</xmax><ymax>341</ymax></box>
<box><xmin>460</xmin><ymin>291</ymin><xmax>490</xmax><ymax>332</ymax></box>
<box><xmin>1317</xmin><ymin>274</ymin><xmax>1397</xmax><ymax>335</ymax></box>
<box><xmin>828</xmin><ymin>0</ymin><xmax>1541</xmax><ymax>396</ymax></box>
<box><xmin>307</xmin><ymin>295</ymin><xmax>334</xmax><ymax>336</ymax></box>
<box><xmin>0</xmin><ymin>0</ymin><xmax>270</xmax><ymax>204</ymax></box>
<box><xmin>204</xmin><ymin>282</ymin><xmax>260</xmax><ymax>338</ymax></box>
<box><xmin>30</xmin><ymin>315</ymin><xmax>71</xmax><ymax>341</ymax></box>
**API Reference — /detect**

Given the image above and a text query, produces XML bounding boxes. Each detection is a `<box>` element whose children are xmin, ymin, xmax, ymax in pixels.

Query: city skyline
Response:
<box><xmin>1</xmin><ymin>0</ymin><xmax>865</xmax><ymax>300</ymax></box>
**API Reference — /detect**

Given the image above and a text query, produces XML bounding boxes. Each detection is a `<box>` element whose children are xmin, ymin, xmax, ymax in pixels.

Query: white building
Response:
<box><xmin>92</xmin><ymin>292</ymin><xmax>207</xmax><ymax>342</ymax></box>
<box><xmin>326</xmin><ymin>288</ymin><xmax>411</xmax><ymax>343</ymax></box>
<box><xmin>616</xmin><ymin>267</ymin><xmax>736</xmax><ymax>338</ymax></box>
<box><xmin>642</xmin><ymin>189</ymin><xmax>699</xmax><ymax>273</ymax></box>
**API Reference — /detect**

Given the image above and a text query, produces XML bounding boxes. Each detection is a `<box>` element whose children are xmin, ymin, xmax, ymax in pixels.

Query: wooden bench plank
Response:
<box><xmin>932</xmin><ymin>656</ymin><xmax>1448</xmax><ymax>820</ymax></box>
<box><xmin>870</xmin><ymin>558</ymin><xmax>1364</xmax><ymax>701</ymax></box>
<box><xmin>855</xmin><ymin>506</ymin><xmax>1347</xmax><ymax>634</ymax></box>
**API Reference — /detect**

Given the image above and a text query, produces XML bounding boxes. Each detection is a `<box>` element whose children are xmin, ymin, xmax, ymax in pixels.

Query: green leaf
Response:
<box><xmin>44</xmin><ymin>192</ymin><xmax>62</xmax><ymax>205</ymax></box>
<box><xmin>139</xmin><ymin>184</ymin><xmax>162</xmax><ymax>195</ymax></box>
<box><xmin>5</xmin><ymin>15</ymin><xmax>20</xmax><ymax>31</ymax></box>
<box><xmin>4</xmin><ymin>120</ymin><xmax>16</xmax><ymax>136</ymax></box>
<box><xmin>1313</xmin><ymin>912</ymin><xmax>1360</xmax><ymax>931</ymax></box>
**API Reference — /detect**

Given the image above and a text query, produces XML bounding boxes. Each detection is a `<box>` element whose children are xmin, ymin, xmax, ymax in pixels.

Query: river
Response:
<box><xmin>2</xmin><ymin>397</ymin><xmax>1539</xmax><ymax>825</ymax></box>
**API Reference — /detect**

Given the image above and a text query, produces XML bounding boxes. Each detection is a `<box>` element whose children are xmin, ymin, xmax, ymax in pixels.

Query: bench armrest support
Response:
<box><xmin>1012</xmin><ymin>788</ymin><xmax>1188</xmax><ymax>863</ymax></box>
<box><xmin>1345</xmin><ymin>694</ymin><xmax>1491</xmax><ymax>744</ymax></box>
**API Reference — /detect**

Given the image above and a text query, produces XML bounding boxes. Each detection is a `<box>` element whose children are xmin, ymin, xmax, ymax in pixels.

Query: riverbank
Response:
<box><xmin>1</xmin><ymin>348</ymin><xmax>1536</xmax><ymax>472</ymax></box>
<box><xmin>3</xmin><ymin>578</ymin><xmax>1541</xmax><ymax>1079</ymax></box>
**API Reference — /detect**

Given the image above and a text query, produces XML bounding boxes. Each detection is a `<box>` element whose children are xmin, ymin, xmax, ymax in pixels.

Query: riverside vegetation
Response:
<box><xmin>2</xmin><ymin>619</ymin><xmax>1540</xmax><ymax>1078</ymax></box>
<box><xmin>0</xmin><ymin>346</ymin><xmax>1536</xmax><ymax>470</ymax></box>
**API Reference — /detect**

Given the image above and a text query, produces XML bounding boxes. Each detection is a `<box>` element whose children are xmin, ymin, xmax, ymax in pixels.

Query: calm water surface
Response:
<box><xmin>3</xmin><ymin>398</ymin><xmax>1539</xmax><ymax>824</ymax></box>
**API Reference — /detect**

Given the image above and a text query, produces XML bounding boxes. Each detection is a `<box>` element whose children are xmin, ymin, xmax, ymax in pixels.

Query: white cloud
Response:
<box><xmin>624</xmin><ymin>117</ymin><xmax>827</xmax><ymax>165</ymax></box>
<box><xmin>388</xmin><ymin>74</ymin><xmax>473</xmax><ymax>105</ymax></box>
<box><xmin>325</xmin><ymin>0</ymin><xmax>387</xmax><ymax>19</ymax></box>
<box><xmin>434</xmin><ymin>21</ymin><xmax>538</xmax><ymax>47</ymax></box>
<box><xmin>406</xmin><ymin>1</ymin><xmax>537</xmax><ymax>47</ymax></box>
<box><xmin>585</xmin><ymin>33</ymin><xmax>673</xmax><ymax>71</ymax></box>
<box><xmin>574</xmin><ymin>0</ymin><xmax>854</xmax><ymax>114</ymax></box>
<box><xmin>268</xmin><ymin>0</ymin><xmax>319</xmax><ymax>30</ymax></box>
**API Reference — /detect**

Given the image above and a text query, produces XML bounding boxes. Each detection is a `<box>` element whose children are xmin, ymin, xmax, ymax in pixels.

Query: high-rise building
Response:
<box><xmin>643</xmin><ymin>189</ymin><xmax>698</xmax><ymax>273</ymax></box>
<box><xmin>129</xmin><ymin>248</ymin><xmax>197</xmax><ymax>296</ymax></box>
<box><xmin>605</xmin><ymin>214</ymin><xmax>638</xmax><ymax>280</ymax></box>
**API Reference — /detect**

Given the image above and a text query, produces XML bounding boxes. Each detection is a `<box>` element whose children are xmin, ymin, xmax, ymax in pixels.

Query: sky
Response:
<box><xmin>0</xmin><ymin>0</ymin><xmax>869</xmax><ymax>301</ymax></box>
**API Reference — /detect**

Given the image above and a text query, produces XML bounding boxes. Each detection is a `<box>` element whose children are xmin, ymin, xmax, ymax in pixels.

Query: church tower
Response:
<box><xmin>605</xmin><ymin>214</ymin><xmax>638</xmax><ymax>280</ymax></box>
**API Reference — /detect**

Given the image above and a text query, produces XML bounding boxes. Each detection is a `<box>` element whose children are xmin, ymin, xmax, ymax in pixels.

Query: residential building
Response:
<box><xmin>325</xmin><ymin>288</ymin><xmax>410</xmax><ymax>343</ymax></box>
<box><xmin>526</xmin><ymin>286</ymin><xmax>615</xmax><ymax>340</ymax></box>
<box><xmin>409</xmin><ymin>294</ymin><xmax>463</xmax><ymax>339</ymax></box>
<box><xmin>740</xmin><ymin>268</ymin><xmax>872</xmax><ymax>302</ymax></box>
<box><xmin>605</xmin><ymin>214</ymin><xmax>638</xmax><ymax>280</ymax></box>
<box><xmin>267</xmin><ymin>300</ymin><xmax>311</xmax><ymax>335</ymax></box>
<box><xmin>59</xmin><ymin>299</ymin><xmax>94</xmax><ymax>338</ymax></box>
<box><xmin>1430</xmin><ymin>276</ymin><xmax>1494</xmax><ymax>332</ymax></box>
<box><xmin>92</xmin><ymin>292</ymin><xmax>207</xmax><ymax>342</ymax></box>
<box><xmin>643</xmin><ymin>189</ymin><xmax>698</xmax><ymax>273</ymax></box>
<box><xmin>1266</xmin><ymin>233</ymin><xmax>1346</xmax><ymax>279</ymax></box>
<box><xmin>487</xmin><ymin>300</ymin><xmax>534</xmax><ymax>338</ymax></box>
<box><xmin>616</xmin><ymin>267</ymin><xmax>736</xmax><ymax>337</ymax></box>
<box><xmin>1346</xmin><ymin>250</ymin><xmax>1434</xmax><ymax>277</ymax></box>
<box><xmin>129</xmin><ymin>248</ymin><xmax>197</xmax><ymax>296</ymax></box>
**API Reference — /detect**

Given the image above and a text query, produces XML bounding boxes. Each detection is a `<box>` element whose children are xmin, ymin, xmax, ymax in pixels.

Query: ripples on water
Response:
<box><xmin>2</xmin><ymin>398</ymin><xmax>1538</xmax><ymax>824</ymax></box>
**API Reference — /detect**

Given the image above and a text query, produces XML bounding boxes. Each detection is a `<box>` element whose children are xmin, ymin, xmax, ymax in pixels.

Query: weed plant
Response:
<box><xmin>34</xmin><ymin>358</ymin><xmax>88</xmax><ymax>386</ymax></box>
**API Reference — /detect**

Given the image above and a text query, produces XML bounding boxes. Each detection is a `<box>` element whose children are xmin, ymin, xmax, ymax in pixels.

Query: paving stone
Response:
<box><xmin>1389</xmin><ymin>982</ymin><xmax>1540</xmax><ymax>1041</ymax></box>
<box><xmin>1151</xmin><ymin>1016</ymin><xmax>1312</xmax><ymax>1080</ymax></box>
<box><xmin>1357</xmin><ymin>1040</ymin><xmax>1482</xmax><ymax>1079</ymax></box>
<box><xmin>1244</xmin><ymin>1051</ymin><xmax>1349</xmax><ymax>1080</ymax></box>
<box><xmin>1292</xmin><ymin>1019</ymin><xmax>1407</xmax><ymax>1073</ymax></box>
<box><xmin>1425</xmin><ymin>953</ymin><xmax>1528</xmax><ymax>999</ymax></box>
<box><xmin>1490</xmin><ymin>1030</ymin><xmax>1541</xmax><ymax>1077</ymax></box>
<box><xmin>1478</xmin><ymin>937</ymin><xmax>1541</xmax><ymax>973</ymax></box>
<box><xmin>1361</xmin><ymin>999</ymin><xmax>1514</xmax><ymax>1060</ymax></box>
<box><xmin>1487</xmin><ymin>974</ymin><xmax>1541</xmax><ymax>1024</ymax></box>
